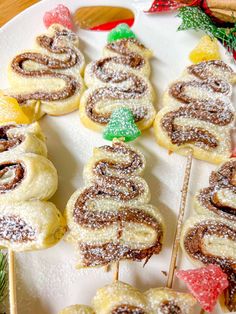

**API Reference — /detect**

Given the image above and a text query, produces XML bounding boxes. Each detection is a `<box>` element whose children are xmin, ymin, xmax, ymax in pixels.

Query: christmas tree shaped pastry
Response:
<box><xmin>7</xmin><ymin>23</ymin><xmax>85</xmax><ymax>119</ymax></box>
<box><xmin>80</xmin><ymin>24</ymin><xmax>156</xmax><ymax>133</ymax></box>
<box><xmin>65</xmin><ymin>139</ymin><xmax>164</xmax><ymax>268</ymax></box>
<box><xmin>181</xmin><ymin>214</ymin><xmax>236</xmax><ymax>312</ymax></box>
<box><xmin>154</xmin><ymin>60</ymin><xmax>235</xmax><ymax>164</ymax></box>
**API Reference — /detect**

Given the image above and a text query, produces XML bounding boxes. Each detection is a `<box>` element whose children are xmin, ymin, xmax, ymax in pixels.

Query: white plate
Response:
<box><xmin>0</xmin><ymin>1</ymin><xmax>235</xmax><ymax>313</ymax></box>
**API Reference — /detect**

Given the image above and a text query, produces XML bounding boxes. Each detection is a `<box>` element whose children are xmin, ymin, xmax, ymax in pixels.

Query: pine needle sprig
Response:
<box><xmin>0</xmin><ymin>252</ymin><xmax>7</xmax><ymax>303</ymax></box>
<box><xmin>177</xmin><ymin>7</ymin><xmax>236</xmax><ymax>55</ymax></box>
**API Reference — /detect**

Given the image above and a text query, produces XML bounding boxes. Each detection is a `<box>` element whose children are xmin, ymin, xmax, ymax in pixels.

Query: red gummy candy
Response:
<box><xmin>176</xmin><ymin>265</ymin><xmax>228</xmax><ymax>312</ymax></box>
<box><xmin>43</xmin><ymin>4</ymin><xmax>73</xmax><ymax>30</ymax></box>
<box><xmin>231</xmin><ymin>147</ymin><xmax>236</xmax><ymax>157</ymax></box>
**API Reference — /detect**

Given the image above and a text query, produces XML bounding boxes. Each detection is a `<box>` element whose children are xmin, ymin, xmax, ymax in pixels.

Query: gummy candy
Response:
<box><xmin>107</xmin><ymin>23</ymin><xmax>136</xmax><ymax>43</ymax></box>
<box><xmin>176</xmin><ymin>265</ymin><xmax>228</xmax><ymax>312</ymax></box>
<box><xmin>20</xmin><ymin>101</ymin><xmax>43</xmax><ymax>123</ymax></box>
<box><xmin>103</xmin><ymin>108</ymin><xmax>141</xmax><ymax>142</ymax></box>
<box><xmin>189</xmin><ymin>35</ymin><xmax>221</xmax><ymax>64</ymax></box>
<box><xmin>231</xmin><ymin>147</ymin><xmax>236</xmax><ymax>157</ymax></box>
<box><xmin>0</xmin><ymin>93</ymin><xmax>29</xmax><ymax>124</ymax></box>
<box><xmin>43</xmin><ymin>4</ymin><xmax>73</xmax><ymax>30</ymax></box>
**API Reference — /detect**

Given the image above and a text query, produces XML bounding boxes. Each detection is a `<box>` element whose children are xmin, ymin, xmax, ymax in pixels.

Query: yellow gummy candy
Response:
<box><xmin>0</xmin><ymin>93</ymin><xmax>30</xmax><ymax>125</ymax></box>
<box><xmin>189</xmin><ymin>35</ymin><xmax>221</xmax><ymax>64</ymax></box>
<box><xmin>20</xmin><ymin>101</ymin><xmax>43</xmax><ymax>122</ymax></box>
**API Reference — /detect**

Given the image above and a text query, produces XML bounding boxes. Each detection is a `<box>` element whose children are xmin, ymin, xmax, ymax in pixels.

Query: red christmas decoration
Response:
<box><xmin>146</xmin><ymin>0</ymin><xmax>201</xmax><ymax>13</ymax></box>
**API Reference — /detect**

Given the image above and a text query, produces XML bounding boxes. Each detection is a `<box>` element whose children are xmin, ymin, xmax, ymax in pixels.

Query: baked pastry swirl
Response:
<box><xmin>181</xmin><ymin>215</ymin><xmax>236</xmax><ymax>312</ymax></box>
<box><xmin>8</xmin><ymin>24</ymin><xmax>85</xmax><ymax>118</ymax></box>
<box><xmin>0</xmin><ymin>122</ymin><xmax>47</xmax><ymax>158</ymax></box>
<box><xmin>184</xmin><ymin>158</ymin><xmax>236</xmax><ymax>311</ymax></box>
<box><xmin>154</xmin><ymin>60</ymin><xmax>235</xmax><ymax>164</ymax></box>
<box><xmin>80</xmin><ymin>38</ymin><xmax>156</xmax><ymax>132</ymax></box>
<box><xmin>59</xmin><ymin>281</ymin><xmax>196</xmax><ymax>314</ymax></box>
<box><xmin>65</xmin><ymin>140</ymin><xmax>164</xmax><ymax>268</ymax></box>
<box><xmin>195</xmin><ymin>158</ymin><xmax>236</xmax><ymax>220</ymax></box>
<box><xmin>0</xmin><ymin>121</ymin><xmax>65</xmax><ymax>251</ymax></box>
<box><xmin>0</xmin><ymin>200</ymin><xmax>65</xmax><ymax>251</ymax></box>
<box><xmin>0</xmin><ymin>153</ymin><xmax>58</xmax><ymax>203</ymax></box>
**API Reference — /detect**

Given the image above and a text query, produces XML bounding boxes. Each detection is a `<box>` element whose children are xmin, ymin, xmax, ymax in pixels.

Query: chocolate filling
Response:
<box><xmin>0</xmin><ymin>162</ymin><xmax>25</xmax><ymax>193</ymax></box>
<box><xmin>85</xmin><ymin>38</ymin><xmax>149</xmax><ymax>124</ymax></box>
<box><xmin>161</xmin><ymin>60</ymin><xmax>234</xmax><ymax>148</ymax></box>
<box><xmin>74</xmin><ymin>142</ymin><xmax>146</xmax><ymax>228</ymax></box>
<box><xmin>111</xmin><ymin>301</ymin><xmax>182</xmax><ymax>314</ymax></box>
<box><xmin>93</xmin><ymin>142</ymin><xmax>144</xmax><ymax>177</ymax></box>
<box><xmin>112</xmin><ymin>304</ymin><xmax>145</xmax><ymax>314</ymax></box>
<box><xmin>85</xmin><ymin>78</ymin><xmax>148</xmax><ymax>124</ymax></box>
<box><xmin>92</xmin><ymin>56</ymin><xmax>145</xmax><ymax>84</ymax></box>
<box><xmin>169</xmin><ymin>80</ymin><xmax>231</xmax><ymax>104</ymax></box>
<box><xmin>106</xmin><ymin>38</ymin><xmax>146</xmax><ymax>55</ymax></box>
<box><xmin>74</xmin><ymin>184</ymin><xmax>146</xmax><ymax>229</ymax></box>
<box><xmin>210</xmin><ymin>159</ymin><xmax>236</xmax><ymax>187</ymax></box>
<box><xmin>0</xmin><ymin>215</ymin><xmax>35</xmax><ymax>242</ymax></box>
<box><xmin>74</xmin><ymin>142</ymin><xmax>163</xmax><ymax>266</ymax></box>
<box><xmin>11</xmin><ymin>29</ymin><xmax>81</xmax><ymax>103</ymax></box>
<box><xmin>0</xmin><ymin>125</ymin><xmax>23</xmax><ymax>152</ymax></box>
<box><xmin>198</xmin><ymin>160</ymin><xmax>236</xmax><ymax>219</ymax></box>
<box><xmin>37</xmin><ymin>33</ymin><xmax>79</xmax><ymax>69</ymax></box>
<box><xmin>160</xmin><ymin>301</ymin><xmax>182</xmax><ymax>314</ymax></box>
<box><xmin>188</xmin><ymin>60</ymin><xmax>233</xmax><ymax>80</ymax></box>
<box><xmin>161</xmin><ymin>99</ymin><xmax>234</xmax><ymax>149</ymax></box>
<box><xmin>79</xmin><ymin>236</ymin><xmax>162</xmax><ymax>267</ymax></box>
<box><xmin>184</xmin><ymin>221</ymin><xmax>236</xmax><ymax>311</ymax></box>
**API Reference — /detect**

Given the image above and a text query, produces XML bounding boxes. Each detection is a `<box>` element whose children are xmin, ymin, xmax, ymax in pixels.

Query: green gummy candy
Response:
<box><xmin>107</xmin><ymin>23</ymin><xmax>136</xmax><ymax>43</ymax></box>
<box><xmin>103</xmin><ymin>108</ymin><xmax>141</xmax><ymax>142</ymax></box>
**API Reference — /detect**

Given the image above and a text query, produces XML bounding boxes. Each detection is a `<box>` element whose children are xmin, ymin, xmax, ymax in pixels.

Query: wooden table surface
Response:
<box><xmin>0</xmin><ymin>0</ymin><xmax>39</xmax><ymax>27</ymax></box>
<box><xmin>0</xmin><ymin>0</ymin><xmax>134</xmax><ymax>28</ymax></box>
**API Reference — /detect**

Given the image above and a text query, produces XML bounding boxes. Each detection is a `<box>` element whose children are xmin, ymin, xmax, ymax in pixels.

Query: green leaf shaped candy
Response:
<box><xmin>103</xmin><ymin>108</ymin><xmax>141</xmax><ymax>142</ymax></box>
<box><xmin>107</xmin><ymin>23</ymin><xmax>136</xmax><ymax>43</ymax></box>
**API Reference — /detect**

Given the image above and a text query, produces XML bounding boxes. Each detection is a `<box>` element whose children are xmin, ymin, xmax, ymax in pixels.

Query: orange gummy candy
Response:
<box><xmin>0</xmin><ymin>93</ymin><xmax>29</xmax><ymax>124</ymax></box>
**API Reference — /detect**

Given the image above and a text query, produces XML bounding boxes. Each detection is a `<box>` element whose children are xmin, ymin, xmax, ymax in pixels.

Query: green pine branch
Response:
<box><xmin>177</xmin><ymin>7</ymin><xmax>236</xmax><ymax>54</ymax></box>
<box><xmin>0</xmin><ymin>252</ymin><xmax>7</xmax><ymax>304</ymax></box>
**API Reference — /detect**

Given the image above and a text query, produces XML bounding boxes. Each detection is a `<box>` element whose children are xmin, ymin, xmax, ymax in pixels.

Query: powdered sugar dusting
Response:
<box><xmin>67</xmin><ymin>140</ymin><xmax>164</xmax><ymax>267</ymax></box>
<box><xmin>83</xmin><ymin>38</ymin><xmax>155</xmax><ymax>128</ymax></box>
<box><xmin>158</xmin><ymin>60</ymin><xmax>235</xmax><ymax>161</ymax></box>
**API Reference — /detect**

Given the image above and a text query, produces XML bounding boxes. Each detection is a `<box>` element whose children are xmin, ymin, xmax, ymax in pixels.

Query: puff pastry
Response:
<box><xmin>59</xmin><ymin>305</ymin><xmax>94</xmax><ymax>314</ymax></box>
<box><xmin>154</xmin><ymin>60</ymin><xmax>235</xmax><ymax>164</ymax></box>
<box><xmin>8</xmin><ymin>24</ymin><xmax>85</xmax><ymax>117</ymax></box>
<box><xmin>59</xmin><ymin>281</ymin><xmax>196</xmax><ymax>314</ymax></box>
<box><xmin>0</xmin><ymin>122</ymin><xmax>47</xmax><ymax>158</ymax></box>
<box><xmin>0</xmin><ymin>200</ymin><xmax>66</xmax><ymax>251</ymax></box>
<box><xmin>65</xmin><ymin>140</ymin><xmax>164</xmax><ymax>268</ymax></box>
<box><xmin>181</xmin><ymin>215</ymin><xmax>236</xmax><ymax>312</ymax></box>
<box><xmin>194</xmin><ymin>158</ymin><xmax>236</xmax><ymax>220</ymax></box>
<box><xmin>0</xmin><ymin>153</ymin><xmax>58</xmax><ymax>203</ymax></box>
<box><xmin>80</xmin><ymin>38</ymin><xmax>156</xmax><ymax>132</ymax></box>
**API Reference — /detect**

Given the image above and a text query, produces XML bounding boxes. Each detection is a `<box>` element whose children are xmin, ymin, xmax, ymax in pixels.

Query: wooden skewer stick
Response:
<box><xmin>167</xmin><ymin>153</ymin><xmax>193</xmax><ymax>288</ymax></box>
<box><xmin>113</xmin><ymin>209</ymin><xmax>123</xmax><ymax>282</ymax></box>
<box><xmin>113</xmin><ymin>261</ymin><xmax>120</xmax><ymax>282</ymax></box>
<box><xmin>104</xmin><ymin>264</ymin><xmax>110</xmax><ymax>272</ymax></box>
<box><xmin>8</xmin><ymin>249</ymin><xmax>17</xmax><ymax>314</ymax></box>
<box><xmin>230</xmin><ymin>73</ymin><xmax>236</xmax><ymax>85</ymax></box>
